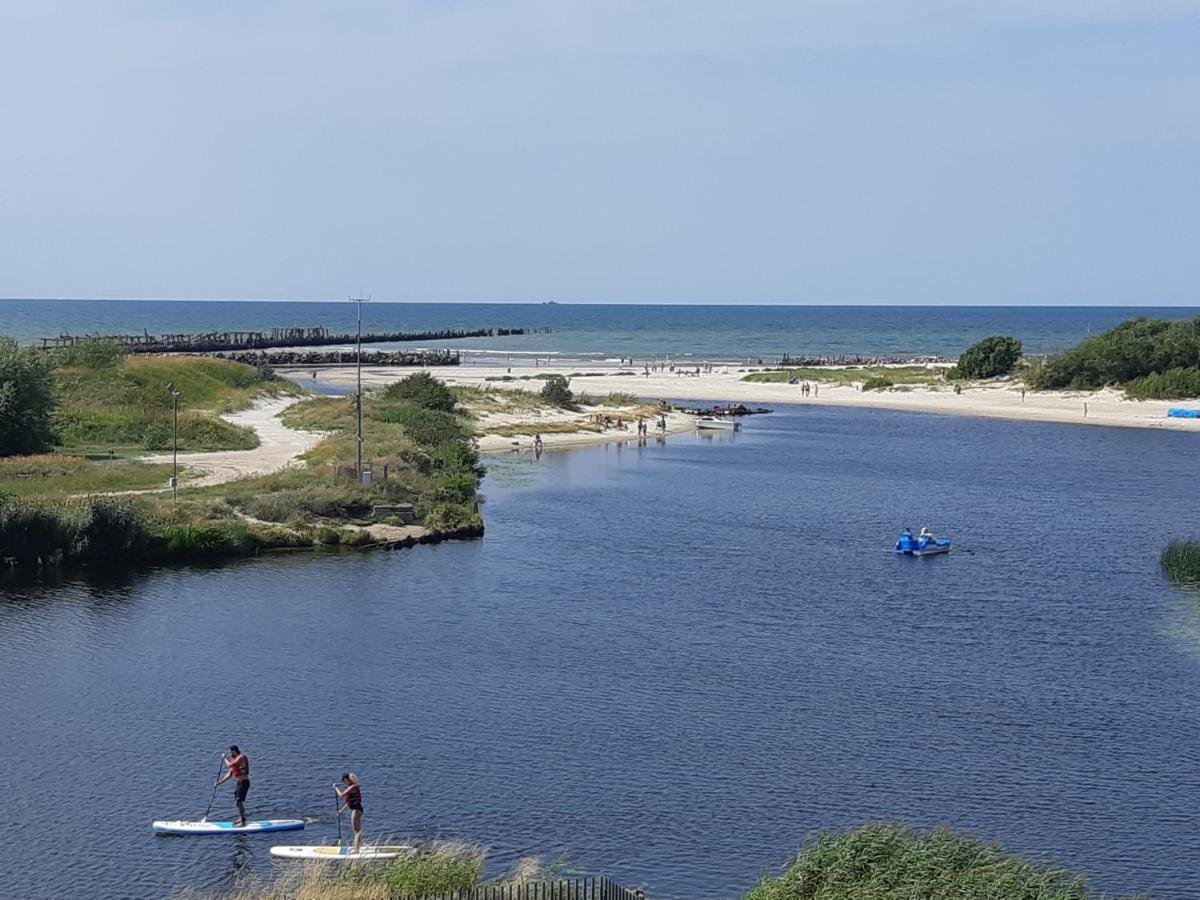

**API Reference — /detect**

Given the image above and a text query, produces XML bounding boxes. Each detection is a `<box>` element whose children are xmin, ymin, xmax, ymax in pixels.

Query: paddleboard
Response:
<box><xmin>271</xmin><ymin>845</ymin><xmax>415</xmax><ymax>860</ymax></box>
<box><xmin>153</xmin><ymin>819</ymin><xmax>305</xmax><ymax>835</ymax></box>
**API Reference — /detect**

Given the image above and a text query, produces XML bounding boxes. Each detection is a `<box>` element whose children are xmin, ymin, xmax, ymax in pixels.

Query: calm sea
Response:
<box><xmin>2</xmin><ymin>299</ymin><xmax>1198</xmax><ymax>361</ymax></box>
<box><xmin>1</xmin><ymin>408</ymin><xmax>1199</xmax><ymax>898</ymax></box>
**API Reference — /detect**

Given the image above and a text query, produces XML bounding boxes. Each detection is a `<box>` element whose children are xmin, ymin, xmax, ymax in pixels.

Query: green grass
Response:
<box><xmin>1162</xmin><ymin>540</ymin><xmax>1200</xmax><ymax>585</ymax></box>
<box><xmin>53</xmin><ymin>354</ymin><xmax>297</xmax><ymax>453</ymax></box>
<box><xmin>451</xmin><ymin>384</ymin><xmax>553</xmax><ymax>413</ymax></box>
<box><xmin>742</xmin><ymin>366</ymin><xmax>942</xmax><ymax>386</ymax></box>
<box><xmin>0</xmin><ymin>454</ymin><xmax>175</xmax><ymax>499</ymax></box>
<box><xmin>744</xmin><ymin>824</ymin><xmax>1103</xmax><ymax>900</ymax></box>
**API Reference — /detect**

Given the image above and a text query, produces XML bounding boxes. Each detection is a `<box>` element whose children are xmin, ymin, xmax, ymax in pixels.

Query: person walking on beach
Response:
<box><xmin>215</xmin><ymin>745</ymin><xmax>250</xmax><ymax>826</ymax></box>
<box><xmin>334</xmin><ymin>773</ymin><xmax>364</xmax><ymax>851</ymax></box>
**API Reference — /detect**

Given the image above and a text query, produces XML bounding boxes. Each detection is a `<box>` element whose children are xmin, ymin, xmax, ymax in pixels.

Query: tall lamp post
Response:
<box><xmin>350</xmin><ymin>296</ymin><xmax>370</xmax><ymax>483</ymax></box>
<box><xmin>166</xmin><ymin>382</ymin><xmax>181</xmax><ymax>500</ymax></box>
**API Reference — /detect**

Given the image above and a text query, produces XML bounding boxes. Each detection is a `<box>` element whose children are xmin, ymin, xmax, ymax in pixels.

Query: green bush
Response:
<box><xmin>0</xmin><ymin>337</ymin><xmax>55</xmax><ymax>456</ymax></box>
<box><xmin>422</xmin><ymin>502</ymin><xmax>482</xmax><ymax>534</ymax></box>
<box><xmin>238</xmin><ymin>485</ymin><xmax>375</xmax><ymax>523</ymax></box>
<box><xmin>373</xmin><ymin>843</ymin><xmax>486</xmax><ymax>895</ymax></box>
<box><xmin>744</xmin><ymin>824</ymin><xmax>1091</xmax><ymax>900</ymax></box>
<box><xmin>0</xmin><ymin>497</ymin><xmax>74</xmax><ymax>561</ymax></box>
<box><xmin>951</xmin><ymin>335</ymin><xmax>1023</xmax><ymax>380</ymax></box>
<box><xmin>1162</xmin><ymin>540</ymin><xmax>1200</xmax><ymax>584</ymax></box>
<box><xmin>255</xmin><ymin>526</ymin><xmax>313</xmax><ymax>549</ymax></box>
<box><xmin>383</xmin><ymin>371</ymin><xmax>456</xmax><ymax>411</ymax></box>
<box><xmin>151</xmin><ymin>522</ymin><xmax>258</xmax><ymax>559</ymax></box>
<box><xmin>340</xmin><ymin>528</ymin><xmax>374</xmax><ymax>547</ymax></box>
<box><xmin>540</xmin><ymin>374</ymin><xmax>574</xmax><ymax>407</ymax></box>
<box><xmin>861</xmin><ymin>376</ymin><xmax>893</xmax><ymax>391</ymax></box>
<box><xmin>1124</xmin><ymin>368</ymin><xmax>1200</xmax><ymax>400</ymax></box>
<box><xmin>314</xmin><ymin>526</ymin><xmax>342</xmax><ymax>545</ymax></box>
<box><xmin>49</xmin><ymin>340</ymin><xmax>124</xmax><ymax>369</ymax></box>
<box><xmin>376</xmin><ymin>402</ymin><xmax>469</xmax><ymax>447</ymax></box>
<box><xmin>1032</xmin><ymin>315</ymin><xmax>1200</xmax><ymax>390</ymax></box>
<box><xmin>66</xmin><ymin>498</ymin><xmax>146</xmax><ymax>563</ymax></box>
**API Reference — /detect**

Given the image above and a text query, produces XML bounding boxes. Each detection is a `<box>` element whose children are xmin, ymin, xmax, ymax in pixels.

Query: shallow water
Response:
<box><xmin>2</xmin><ymin>406</ymin><xmax>1199</xmax><ymax>898</ymax></box>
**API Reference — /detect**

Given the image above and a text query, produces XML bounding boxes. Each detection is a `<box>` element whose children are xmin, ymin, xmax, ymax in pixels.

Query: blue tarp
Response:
<box><xmin>1168</xmin><ymin>408</ymin><xmax>1200</xmax><ymax>418</ymax></box>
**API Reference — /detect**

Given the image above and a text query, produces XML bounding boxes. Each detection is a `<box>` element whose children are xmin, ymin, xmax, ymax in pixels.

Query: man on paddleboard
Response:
<box><xmin>215</xmin><ymin>745</ymin><xmax>250</xmax><ymax>826</ymax></box>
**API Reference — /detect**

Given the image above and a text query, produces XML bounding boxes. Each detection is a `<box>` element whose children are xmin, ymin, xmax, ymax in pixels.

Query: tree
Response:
<box><xmin>0</xmin><ymin>337</ymin><xmax>54</xmax><ymax>456</ymax></box>
<box><xmin>952</xmin><ymin>335</ymin><xmax>1022</xmax><ymax>380</ymax></box>
<box><xmin>383</xmin><ymin>371</ymin><xmax>456</xmax><ymax>411</ymax></box>
<box><xmin>540</xmin><ymin>374</ymin><xmax>574</xmax><ymax>407</ymax></box>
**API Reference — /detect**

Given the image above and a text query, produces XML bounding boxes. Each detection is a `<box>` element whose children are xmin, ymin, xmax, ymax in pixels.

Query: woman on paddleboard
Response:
<box><xmin>333</xmin><ymin>773</ymin><xmax>363</xmax><ymax>851</ymax></box>
<box><xmin>216</xmin><ymin>745</ymin><xmax>250</xmax><ymax>827</ymax></box>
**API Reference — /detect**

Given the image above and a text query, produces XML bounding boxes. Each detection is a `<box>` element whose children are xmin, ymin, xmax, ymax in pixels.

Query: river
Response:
<box><xmin>1</xmin><ymin>405</ymin><xmax>1199</xmax><ymax>898</ymax></box>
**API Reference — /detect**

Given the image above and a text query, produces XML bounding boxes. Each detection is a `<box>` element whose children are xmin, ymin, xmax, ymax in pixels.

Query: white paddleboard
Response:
<box><xmin>153</xmin><ymin>819</ymin><xmax>306</xmax><ymax>835</ymax></box>
<box><xmin>270</xmin><ymin>844</ymin><xmax>415</xmax><ymax>860</ymax></box>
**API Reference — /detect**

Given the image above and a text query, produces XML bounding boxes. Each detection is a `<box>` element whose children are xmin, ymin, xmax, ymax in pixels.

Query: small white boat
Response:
<box><xmin>271</xmin><ymin>844</ymin><xmax>416</xmax><ymax>860</ymax></box>
<box><xmin>695</xmin><ymin>416</ymin><xmax>740</xmax><ymax>431</ymax></box>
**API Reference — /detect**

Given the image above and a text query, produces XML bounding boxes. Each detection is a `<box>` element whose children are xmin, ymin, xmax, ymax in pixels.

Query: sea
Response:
<box><xmin>2</xmin><ymin>299</ymin><xmax>1198</xmax><ymax>364</ymax></box>
<box><xmin>2</xmin><ymin>302</ymin><xmax>1200</xmax><ymax>898</ymax></box>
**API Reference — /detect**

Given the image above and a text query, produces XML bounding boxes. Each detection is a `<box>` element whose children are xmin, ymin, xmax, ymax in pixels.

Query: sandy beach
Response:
<box><xmin>282</xmin><ymin>364</ymin><xmax>1200</xmax><ymax>434</ymax></box>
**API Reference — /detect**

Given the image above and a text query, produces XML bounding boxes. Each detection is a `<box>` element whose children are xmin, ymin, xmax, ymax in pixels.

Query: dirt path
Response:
<box><xmin>143</xmin><ymin>395</ymin><xmax>322</xmax><ymax>488</ymax></box>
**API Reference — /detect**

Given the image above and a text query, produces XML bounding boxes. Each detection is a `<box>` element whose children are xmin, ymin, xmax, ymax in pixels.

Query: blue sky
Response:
<box><xmin>0</xmin><ymin>1</ymin><xmax>1197</xmax><ymax>305</ymax></box>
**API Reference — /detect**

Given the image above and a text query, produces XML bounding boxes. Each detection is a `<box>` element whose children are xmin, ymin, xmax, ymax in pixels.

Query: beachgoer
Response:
<box><xmin>216</xmin><ymin>745</ymin><xmax>250</xmax><ymax>826</ymax></box>
<box><xmin>1083</xmin><ymin>402</ymin><xmax>1088</xmax><ymax>417</ymax></box>
<box><xmin>1020</xmin><ymin>388</ymin><xmax>1026</xmax><ymax>401</ymax></box>
<box><xmin>333</xmin><ymin>773</ymin><xmax>364</xmax><ymax>851</ymax></box>
<box><xmin>919</xmin><ymin>525</ymin><xmax>935</xmax><ymax>541</ymax></box>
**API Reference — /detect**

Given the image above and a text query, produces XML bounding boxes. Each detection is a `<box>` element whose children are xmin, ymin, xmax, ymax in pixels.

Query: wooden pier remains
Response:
<box><xmin>37</xmin><ymin>325</ymin><xmax>542</xmax><ymax>354</ymax></box>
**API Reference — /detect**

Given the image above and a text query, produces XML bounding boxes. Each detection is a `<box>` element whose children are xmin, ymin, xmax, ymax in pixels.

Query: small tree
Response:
<box><xmin>383</xmin><ymin>371</ymin><xmax>456</xmax><ymax>411</ymax></box>
<box><xmin>952</xmin><ymin>335</ymin><xmax>1022</xmax><ymax>380</ymax></box>
<box><xmin>0</xmin><ymin>337</ymin><xmax>54</xmax><ymax>456</ymax></box>
<box><xmin>540</xmin><ymin>374</ymin><xmax>574</xmax><ymax>407</ymax></box>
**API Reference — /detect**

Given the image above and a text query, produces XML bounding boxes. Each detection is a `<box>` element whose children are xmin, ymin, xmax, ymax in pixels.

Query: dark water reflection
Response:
<box><xmin>2</xmin><ymin>405</ymin><xmax>1199</xmax><ymax>899</ymax></box>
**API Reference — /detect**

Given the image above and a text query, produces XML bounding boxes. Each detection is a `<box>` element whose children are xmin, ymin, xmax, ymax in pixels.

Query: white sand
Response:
<box><xmin>284</xmin><ymin>365</ymin><xmax>1200</xmax><ymax>433</ymax></box>
<box><xmin>143</xmin><ymin>395</ymin><xmax>323</xmax><ymax>487</ymax></box>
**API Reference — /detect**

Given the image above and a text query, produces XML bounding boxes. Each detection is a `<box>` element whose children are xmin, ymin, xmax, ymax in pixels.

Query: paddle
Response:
<box><xmin>334</xmin><ymin>785</ymin><xmax>343</xmax><ymax>846</ymax></box>
<box><xmin>202</xmin><ymin>754</ymin><xmax>225</xmax><ymax>822</ymax></box>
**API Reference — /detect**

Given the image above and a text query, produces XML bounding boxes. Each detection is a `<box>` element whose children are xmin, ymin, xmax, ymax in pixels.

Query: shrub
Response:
<box><xmin>254</xmin><ymin>526</ymin><xmax>313</xmax><ymax>549</ymax></box>
<box><xmin>340</xmin><ymin>528</ymin><xmax>374</xmax><ymax>547</ymax></box>
<box><xmin>383</xmin><ymin>371</ymin><xmax>456</xmax><ymax>412</ymax></box>
<box><xmin>540</xmin><ymin>374</ymin><xmax>574</xmax><ymax>407</ymax></box>
<box><xmin>1032</xmin><ymin>315</ymin><xmax>1200</xmax><ymax>390</ymax></box>
<box><xmin>49</xmin><ymin>340</ymin><xmax>125</xmax><ymax>369</ymax></box>
<box><xmin>1162</xmin><ymin>540</ymin><xmax>1200</xmax><ymax>584</ymax></box>
<box><xmin>314</xmin><ymin>526</ymin><xmax>342</xmax><ymax>545</ymax></box>
<box><xmin>951</xmin><ymin>335</ymin><xmax>1023</xmax><ymax>380</ymax></box>
<box><xmin>151</xmin><ymin>522</ymin><xmax>258</xmax><ymax>559</ymax></box>
<box><xmin>239</xmin><ymin>485</ymin><xmax>375</xmax><ymax>523</ymax></box>
<box><xmin>0</xmin><ymin>497</ymin><xmax>73</xmax><ymax>562</ymax></box>
<box><xmin>67</xmin><ymin>498</ymin><xmax>146</xmax><ymax>563</ymax></box>
<box><xmin>0</xmin><ymin>337</ymin><xmax>55</xmax><ymax>456</ymax></box>
<box><xmin>861</xmin><ymin>376</ymin><xmax>893</xmax><ymax>391</ymax></box>
<box><xmin>744</xmin><ymin>824</ymin><xmax>1090</xmax><ymax>900</ymax></box>
<box><xmin>375</xmin><ymin>403</ymin><xmax>468</xmax><ymax>447</ymax></box>
<box><xmin>1124</xmin><ymin>368</ymin><xmax>1200</xmax><ymax>400</ymax></box>
<box><xmin>373</xmin><ymin>842</ymin><xmax>486</xmax><ymax>895</ymax></box>
<box><xmin>422</xmin><ymin>502</ymin><xmax>483</xmax><ymax>534</ymax></box>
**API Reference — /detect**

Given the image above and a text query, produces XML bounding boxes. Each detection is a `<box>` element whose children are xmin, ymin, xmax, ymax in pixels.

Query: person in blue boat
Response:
<box><xmin>919</xmin><ymin>525</ymin><xmax>936</xmax><ymax>542</ymax></box>
<box><xmin>215</xmin><ymin>744</ymin><xmax>250</xmax><ymax>827</ymax></box>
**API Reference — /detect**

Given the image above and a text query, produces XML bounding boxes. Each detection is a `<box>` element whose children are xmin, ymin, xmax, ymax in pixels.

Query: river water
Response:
<box><xmin>2</xmin><ymin>405</ymin><xmax>1199</xmax><ymax>898</ymax></box>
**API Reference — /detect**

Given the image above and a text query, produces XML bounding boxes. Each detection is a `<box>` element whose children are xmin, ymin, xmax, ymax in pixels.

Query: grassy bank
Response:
<box><xmin>0</xmin><ymin>455</ymin><xmax>176</xmax><ymax>500</ymax></box>
<box><xmin>53</xmin><ymin>352</ymin><xmax>298</xmax><ymax>453</ymax></box>
<box><xmin>743</xmin><ymin>366</ymin><xmax>943</xmax><ymax>389</ymax></box>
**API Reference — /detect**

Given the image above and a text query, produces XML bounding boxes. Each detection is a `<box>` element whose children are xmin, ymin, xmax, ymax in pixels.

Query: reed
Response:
<box><xmin>1162</xmin><ymin>540</ymin><xmax>1200</xmax><ymax>585</ymax></box>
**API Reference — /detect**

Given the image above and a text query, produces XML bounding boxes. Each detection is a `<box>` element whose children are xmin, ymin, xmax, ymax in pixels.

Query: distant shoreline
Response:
<box><xmin>287</xmin><ymin>363</ymin><xmax>1200</xmax><ymax>434</ymax></box>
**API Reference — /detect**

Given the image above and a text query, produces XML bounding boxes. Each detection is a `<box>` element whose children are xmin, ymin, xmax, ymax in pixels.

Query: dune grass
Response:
<box><xmin>743</xmin><ymin>366</ymin><xmax>941</xmax><ymax>386</ymax></box>
<box><xmin>0</xmin><ymin>454</ymin><xmax>175</xmax><ymax>499</ymax></box>
<box><xmin>744</xmin><ymin>824</ymin><xmax>1103</xmax><ymax>900</ymax></box>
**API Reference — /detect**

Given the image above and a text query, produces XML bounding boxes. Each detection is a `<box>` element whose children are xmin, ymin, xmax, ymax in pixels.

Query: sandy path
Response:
<box><xmin>285</xmin><ymin>365</ymin><xmax>1200</xmax><ymax>433</ymax></box>
<box><xmin>143</xmin><ymin>395</ymin><xmax>323</xmax><ymax>488</ymax></box>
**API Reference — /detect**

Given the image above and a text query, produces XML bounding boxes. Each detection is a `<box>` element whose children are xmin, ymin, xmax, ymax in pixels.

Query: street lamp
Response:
<box><xmin>166</xmin><ymin>382</ymin><xmax>181</xmax><ymax>500</ymax></box>
<box><xmin>349</xmin><ymin>296</ymin><xmax>370</xmax><ymax>483</ymax></box>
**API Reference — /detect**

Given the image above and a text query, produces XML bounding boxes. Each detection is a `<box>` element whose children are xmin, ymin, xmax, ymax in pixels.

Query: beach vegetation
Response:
<box><xmin>950</xmin><ymin>335</ymin><xmax>1022</xmax><ymax>380</ymax></box>
<box><xmin>0</xmin><ymin>454</ymin><xmax>174</xmax><ymax>499</ymax></box>
<box><xmin>540</xmin><ymin>374</ymin><xmax>574</xmax><ymax>407</ymax></box>
<box><xmin>744</xmin><ymin>824</ymin><xmax>1095</xmax><ymax>900</ymax></box>
<box><xmin>0</xmin><ymin>337</ymin><xmax>55</xmax><ymax>456</ymax></box>
<box><xmin>1123</xmin><ymin>368</ymin><xmax>1200</xmax><ymax>401</ymax></box>
<box><xmin>1162</xmin><ymin>540</ymin><xmax>1200</xmax><ymax>585</ymax></box>
<box><xmin>861</xmin><ymin>376</ymin><xmax>894</xmax><ymax>391</ymax></box>
<box><xmin>382</xmin><ymin>370</ymin><xmax>456</xmax><ymax>412</ymax></box>
<box><xmin>1029</xmin><ymin>315</ymin><xmax>1200</xmax><ymax>393</ymax></box>
<box><xmin>743</xmin><ymin>366</ymin><xmax>939</xmax><ymax>387</ymax></box>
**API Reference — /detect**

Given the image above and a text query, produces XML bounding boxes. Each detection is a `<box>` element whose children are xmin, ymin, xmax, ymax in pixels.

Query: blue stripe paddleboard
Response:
<box><xmin>153</xmin><ymin>819</ymin><xmax>305</xmax><ymax>835</ymax></box>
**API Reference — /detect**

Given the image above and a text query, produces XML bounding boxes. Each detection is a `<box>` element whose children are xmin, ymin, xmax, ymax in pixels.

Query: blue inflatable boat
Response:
<box><xmin>896</xmin><ymin>529</ymin><xmax>951</xmax><ymax>557</ymax></box>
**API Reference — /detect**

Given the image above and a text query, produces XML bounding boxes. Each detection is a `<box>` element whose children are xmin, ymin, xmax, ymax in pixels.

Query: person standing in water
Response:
<box><xmin>334</xmin><ymin>773</ymin><xmax>364</xmax><ymax>851</ymax></box>
<box><xmin>215</xmin><ymin>745</ymin><xmax>251</xmax><ymax>826</ymax></box>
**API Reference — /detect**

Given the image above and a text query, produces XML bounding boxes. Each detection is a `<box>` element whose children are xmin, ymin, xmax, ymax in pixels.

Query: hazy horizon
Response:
<box><xmin>2</xmin><ymin>2</ymin><xmax>1197</xmax><ymax>306</ymax></box>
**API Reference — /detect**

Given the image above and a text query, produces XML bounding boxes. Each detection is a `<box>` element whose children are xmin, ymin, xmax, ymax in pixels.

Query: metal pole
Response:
<box><xmin>168</xmin><ymin>384</ymin><xmax>180</xmax><ymax>501</ymax></box>
<box><xmin>355</xmin><ymin>298</ymin><xmax>364</xmax><ymax>482</ymax></box>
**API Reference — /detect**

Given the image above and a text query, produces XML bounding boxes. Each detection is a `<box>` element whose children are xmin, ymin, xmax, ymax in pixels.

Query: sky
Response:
<box><xmin>0</xmin><ymin>1</ymin><xmax>1197</xmax><ymax>305</ymax></box>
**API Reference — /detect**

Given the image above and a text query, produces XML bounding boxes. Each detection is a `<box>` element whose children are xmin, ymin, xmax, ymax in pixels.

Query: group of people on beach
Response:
<box><xmin>787</xmin><ymin>380</ymin><xmax>819</xmax><ymax>397</ymax></box>
<box><xmin>216</xmin><ymin>745</ymin><xmax>367</xmax><ymax>851</ymax></box>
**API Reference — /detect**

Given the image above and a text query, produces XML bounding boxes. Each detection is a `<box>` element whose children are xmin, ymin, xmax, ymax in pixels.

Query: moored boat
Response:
<box><xmin>695</xmin><ymin>415</ymin><xmax>740</xmax><ymax>431</ymax></box>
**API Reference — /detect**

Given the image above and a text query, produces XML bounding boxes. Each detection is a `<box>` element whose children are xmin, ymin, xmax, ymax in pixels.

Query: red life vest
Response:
<box><xmin>229</xmin><ymin>755</ymin><xmax>248</xmax><ymax>779</ymax></box>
